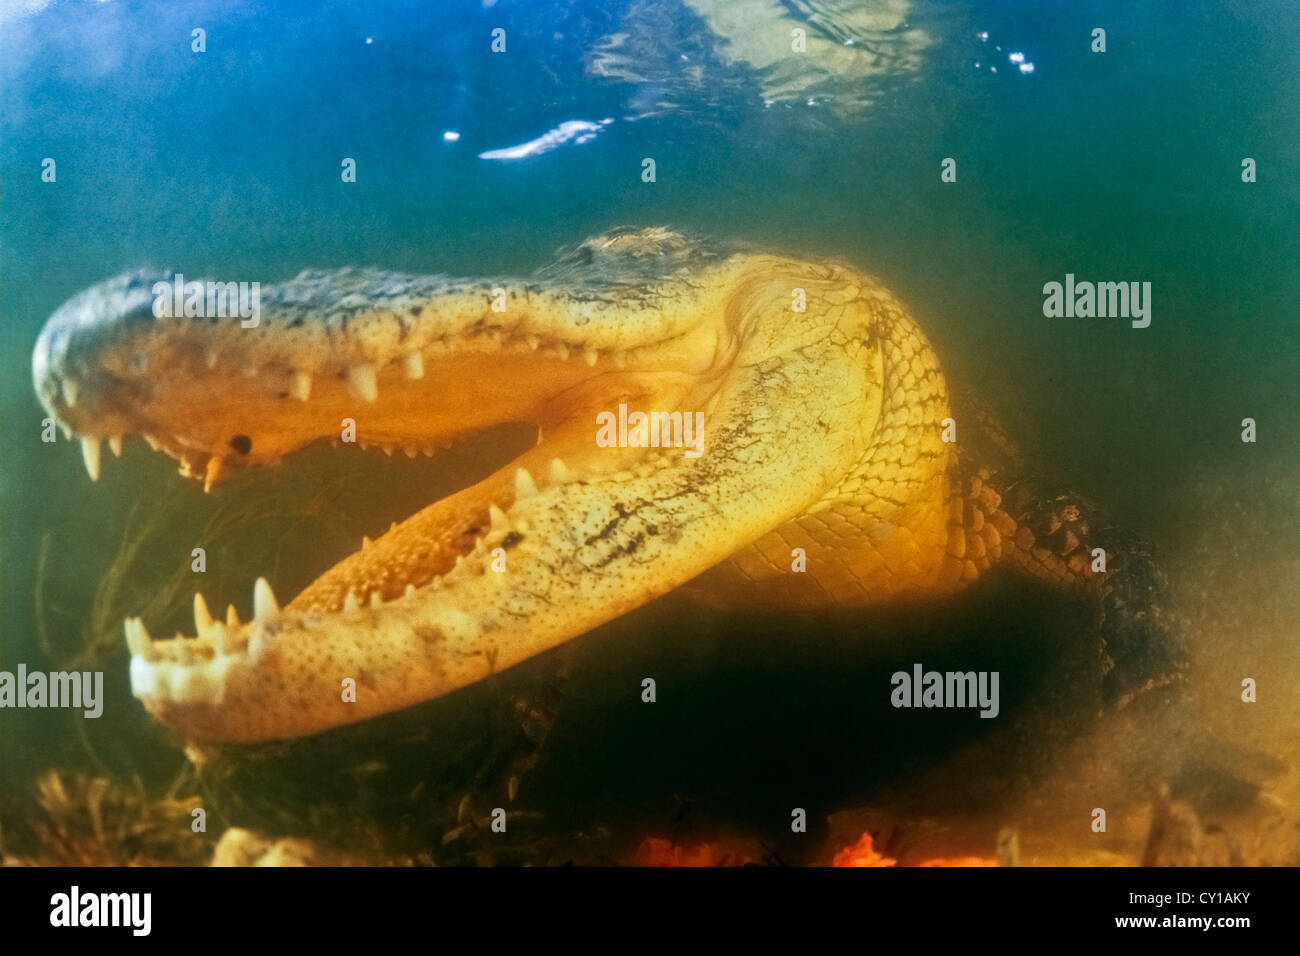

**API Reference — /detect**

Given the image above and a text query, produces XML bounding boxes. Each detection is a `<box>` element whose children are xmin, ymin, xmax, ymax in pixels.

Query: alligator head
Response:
<box><xmin>33</xmin><ymin>228</ymin><xmax>962</xmax><ymax>744</ymax></box>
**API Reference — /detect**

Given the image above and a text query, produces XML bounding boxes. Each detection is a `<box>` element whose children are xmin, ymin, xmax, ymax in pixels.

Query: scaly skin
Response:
<box><xmin>31</xmin><ymin>229</ymin><xmax>1184</xmax><ymax>745</ymax></box>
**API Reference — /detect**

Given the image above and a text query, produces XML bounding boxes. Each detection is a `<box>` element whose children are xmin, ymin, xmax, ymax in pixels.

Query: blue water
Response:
<box><xmin>1</xmin><ymin>0</ymin><xmax>1298</xmax><ymax>860</ymax></box>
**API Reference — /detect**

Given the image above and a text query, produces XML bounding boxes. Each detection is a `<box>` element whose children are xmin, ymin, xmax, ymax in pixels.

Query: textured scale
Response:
<box><xmin>31</xmin><ymin>229</ymin><xmax>1185</xmax><ymax>743</ymax></box>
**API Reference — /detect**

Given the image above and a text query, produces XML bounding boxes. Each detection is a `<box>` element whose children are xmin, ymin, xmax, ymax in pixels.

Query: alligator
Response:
<box><xmin>31</xmin><ymin>228</ymin><xmax>1186</xmax><ymax>749</ymax></box>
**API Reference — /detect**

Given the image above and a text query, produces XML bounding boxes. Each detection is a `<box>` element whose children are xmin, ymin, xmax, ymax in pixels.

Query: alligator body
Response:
<box><xmin>32</xmin><ymin>229</ymin><xmax>1185</xmax><ymax>746</ymax></box>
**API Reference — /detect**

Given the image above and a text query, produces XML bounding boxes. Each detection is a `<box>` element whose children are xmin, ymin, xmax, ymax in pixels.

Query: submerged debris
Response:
<box><xmin>0</xmin><ymin>770</ymin><xmax>212</xmax><ymax>867</ymax></box>
<box><xmin>633</xmin><ymin>837</ymin><xmax>762</xmax><ymax>867</ymax></box>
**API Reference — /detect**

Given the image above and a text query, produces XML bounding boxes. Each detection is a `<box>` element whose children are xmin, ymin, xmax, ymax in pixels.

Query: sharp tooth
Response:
<box><xmin>226</xmin><ymin>605</ymin><xmax>240</xmax><ymax>627</ymax></box>
<box><xmin>61</xmin><ymin>378</ymin><xmax>79</xmax><ymax>408</ymax></box>
<box><xmin>211</xmin><ymin>622</ymin><xmax>232</xmax><ymax>655</ymax></box>
<box><xmin>290</xmin><ymin>370</ymin><xmax>312</xmax><ymax>401</ymax></box>
<box><xmin>403</xmin><ymin>445</ymin><xmax>419</xmax><ymax>458</ymax></box>
<box><xmin>369</xmin><ymin>591</ymin><xmax>383</xmax><ymax>608</ymax></box>
<box><xmin>404</xmin><ymin>584</ymin><xmax>416</xmax><ymax>597</ymax></box>
<box><xmin>80</xmin><ymin>436</ymin><xmax>101</xmax><ymax>481</ymax></box>
<box><xmin>554</xmin><ymin>343</ymin><xmax>570</xmax><ymax>360</ymax></box>
<box><xmin>583</xmin><ymin>347</ymin><xmax>599</xmax><ymax>367</ymax></box>
<box><xmin>253</xmin><ymin>577</ymin><xmax>279</xmax><ymax>622</ymax></box>
<box><xmin>549</xmin><ymin>458</ymin><xmax>571</xmax><ymax>483</ymax></box>
<box><xmin>452</xmin><ymin>555</ymin><xmax>466</xmax><ymax>575</ymax></box>
<box><xmin>489</xmin><ymin>504</ymin><xmax>509</xmax><ymax>534</ymax></box>
<box><xmin>124</xmin><ymin>618</ymin><xmax>148</xmax><ymax>657</ymax></box>
<box><xmin>204</xmin><ymin>457</ymin><xmax>224</xmax><ymax>493</ymax></box>
<box><xmin>526</xmin><ymin>335</ymin><xmax>541</xmax><ymax>351</ymax></box>
<box><xmin>362</xmin><ymin>535</ymin><xmax>373</xmax><ymax>550</ymax></box>
<box><xmin>514</xmin><ymin>467</ymin><xmax>538</xmax><ymax>500</ymax></box>
<box><xmin>193</xmin><ymin>594</ymin><xmax>214</xmax><ymax>634</ymax></box>
<box><xmin>59</xmin><ymin>422</ymin><xmax>72</xmax><ymax>440</ymax></box>
<box><xmin>432</xmin><ymin>575</ymin><xmax>443</xmax><ymax>590</ymax></box>
<box><xmin>205</xmin><ymin>350</ymin><xmax>220</xmax><ymax>370</ymax></box>
<box><xmin>381</xmin><ymin>444</ymin><xmax>394</xmax><ymax>456</ymax></box>
<box><xmin>144</xmin><ymin>434</ymin><xmax>162</xmax><ymax>451</ymax></box>
<box><xmin>108</xmin><ymin>435</ymin><xmax>123</xmax><ymax>458</ymax></box>
<box><xmin>344</xmin><ymin>591</ymin><xmax>360</xmax><ymax>613</ymax></box>
<box><xmin>135</xmin><ymin>619</ymin><xmax>159</xmax><ymax>661</ymax></box>
<box><xmin>403</xmin><ymin>351</ymin><xmax>424</xmax><ymax>379</ymax></box>
<box><xmin>347</xmin><ymin>363</ymin><xmax>378</xmax><ymax>402</ymax></box>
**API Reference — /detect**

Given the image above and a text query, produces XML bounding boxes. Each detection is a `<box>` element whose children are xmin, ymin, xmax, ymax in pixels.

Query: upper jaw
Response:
<box><xmin>33</xmin><ymin>267</ymin><xmax>716</xmax><ymax>487</ymax></box>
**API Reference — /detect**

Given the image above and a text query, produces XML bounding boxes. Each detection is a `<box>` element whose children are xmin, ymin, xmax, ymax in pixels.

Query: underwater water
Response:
<box><xmin>0</xmin><ymin>0</ymin><xmax>1297</xmax><ymax>867</ymax></box>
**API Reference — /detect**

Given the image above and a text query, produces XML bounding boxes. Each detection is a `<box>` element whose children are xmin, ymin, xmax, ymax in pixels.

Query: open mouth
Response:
<box><xmin>30</xmin><ymin>237</ymin><xmax>756</xmax><ymax>744</ymax></box>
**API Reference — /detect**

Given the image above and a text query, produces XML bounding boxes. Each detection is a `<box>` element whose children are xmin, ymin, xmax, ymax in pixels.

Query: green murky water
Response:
<box><xmin>1</xmin><ymin>0</ymin><xmax>1297</xmax><ymax>864</ymax></box>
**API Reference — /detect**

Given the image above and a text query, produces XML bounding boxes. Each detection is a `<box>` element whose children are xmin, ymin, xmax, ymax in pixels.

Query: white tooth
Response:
<box><xmin>403</xmin><ymin>351</ymin><xmax>424</xmax><ymax>379</ymax></box>
<box><xmin>404</xmin><ymin>584</ymin><xmax>416</xmax><ymax>597</ymax></box>
<box><xmin>381</xmin><ymin>444</ymin><xmax>394</xmax><ymax>456</ymax></box>
<box><xmin>144</xmin><ymin>434</ymin><xmax>162</xmax><ymax>451</ymax></box>
<box><xmin>124</xmin><ymin>618</ymin><xmax>147</xmax><ymax>657</ymax></box>
<box><xmin>80</xmin><ymin>436</ymin><xmax>101</xmax><ymax>481</ymax></box>
<box><xmin>554</xmin><ymin>343</ymin><xmax>570</xmax><ymax>360</ymax></box>
<box><xmin>204</xmin><ymin>457</ymin><xmax>224</xmax><ymax>494</ymax></box>
<box><xmin>514</xmin><ymin>467</ymin><xmax>538</xmax><ymax>500</ymax></box>
<box><xmin>226</xmin><ymin>604</ymin><xmax>240</xmax><ymax>627</ymax></box>
<box><xmin>369</xmin><ymin>591</ymin><xmax>383</xmax><ymax>608</ymax></box>
<box><xmin>526</xmin><ymin>335</ymin><xmax>541</xmax><ymax>351</ymax></box>
<box><xmin>136</xmin><ymin>619</ymin><xmax>159</xmax><ymax>661</ymax></box>
<box><xmin>432</xmin><ymin>575</ymin><xmax>443</xmax><ymax>590</ymax></box>
<box><xmin>253</xmin><ymin>577</ymin><xmax>279</xmax><ymax>622</ymax></box>
<box><xmin>347</xmin><ymin>363</ymin><xmax>378</xmax><ymax>402</ymax></box>
<box><xmin>61</xmin><ymin>378</ymin><xmax>79</xmax><ymax>408</ymax></box>
<box><xmin>59</xmin><ymin>422</ymin><xmax>73</xmax><ymax>440</ymax></box>
<box><xmin>403</xmin><ymin>445</ymin><xmax>419</xmax><ymax>458</ymax></box>
<box><xmin>344</xmin><ymin>591</ymin><xmax>360</xmax><ymax>613</ymax></box>
<box><xmin>108</xmin><ymin>435</ymin><xmax>123</xmax><ymax>458</ymax></box>
<box><xmin>549</xmin><ymin>458</ymin><xmax>571</xmax><ymax>484</ymax></box>
<box><xmin>362</xmin><ymin>535</ymin><xmax>373</xmax><ymax>550</ymax></box>
<box><xmin>205</xmin><ymin>350</ymin><xmax>220</xmax><ymax>370</ymax></box>
<box><xmin>489</xmin><ymin>504</ymin><xmax>509</xmax><ymax>534</ymax></box>
<box><xmin>584</xmin><ymin>347</ymin><xmax>599</xmax><ymax>367</ymax></box>
<box><xmin>193</xmin><ymin>593</ymin><xmax>214</xmax><ymax>634</ymax></box>
<box><xmin>290</xmin><ymin>370</ymin><xmax>312</xmax><ymax>401</ymax></box>
<box><xmin>211</xmin><ymin>622</ymin><xmax>232</xmax><ymax>655</ymax></box>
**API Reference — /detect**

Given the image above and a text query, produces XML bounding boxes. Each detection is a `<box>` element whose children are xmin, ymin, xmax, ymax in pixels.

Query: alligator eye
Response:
<box><xmin>229</xmin><ymin>434</ymin><xmax>253</xmax><ymax>455</ymax></box>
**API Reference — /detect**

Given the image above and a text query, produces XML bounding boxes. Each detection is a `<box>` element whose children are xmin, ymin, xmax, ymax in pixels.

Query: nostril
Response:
<box><xmin>229</xmin><ymin>434</ymin><xmax>252</xmax><ymax>455</ymax></box>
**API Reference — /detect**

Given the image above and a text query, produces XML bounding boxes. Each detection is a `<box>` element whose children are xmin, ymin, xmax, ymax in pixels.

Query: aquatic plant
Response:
<box><xmin>0</xmin><ymin>769</ymin><xmax>211</xmax><ymax>867</ymax></box>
